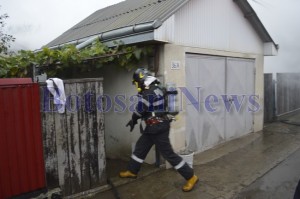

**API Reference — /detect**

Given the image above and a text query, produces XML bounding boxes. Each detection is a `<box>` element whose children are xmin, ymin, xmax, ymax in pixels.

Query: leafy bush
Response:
<box><xmin>0</xmin><ymin>40</ymin><xmax>152</xmax><ymax>78</ymax></box>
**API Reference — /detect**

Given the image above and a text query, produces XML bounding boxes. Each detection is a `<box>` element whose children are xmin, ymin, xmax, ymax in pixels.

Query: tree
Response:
<box><xmin>0</xmin><ymin>7</ymin><xmax>15</xmax><ymax>55</ymax></box>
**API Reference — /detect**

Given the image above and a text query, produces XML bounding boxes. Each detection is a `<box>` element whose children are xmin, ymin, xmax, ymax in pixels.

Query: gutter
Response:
<box><xmin>44</xmin><ymin>20</ymin><xmax>163</xmax><ymax>51</ymax></box>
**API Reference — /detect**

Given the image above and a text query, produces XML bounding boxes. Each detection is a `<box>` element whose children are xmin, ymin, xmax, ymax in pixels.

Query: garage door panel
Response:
<box><xmin>186</xmin><ymin>54</ymin><xmax>226</xmax><ymax>152</ymax></box>
<box><xmin>186</xmin><ymin>55</ymin><xmax>226</xmax><ymax>102</ymax></box>
<box><xmin>186</xmin><ymin>104</ymin><xmax>202</xmax><ymax>151</ymax></box>
<box><xmin>186</xmin><ymin>54</ymin><xmax>255</xmax><ymax>153</ymax></box>
<box><xmin>186</xmin><ymin>103</ymin><xmax>225</xmax><ymax>152</ymax></box>
<box><xmin>225</xmin><ymin>58</ymin><xmax>255</xmax><ymax>139</ymax></box>
<box><xmin>201</xmin><ymin>105</ymin><xmax>226</xmax><ymax>151</ymax></box>
<box><xmin>227</xmin><ymin>58</ymin><xmax>255</xmax><ymax>95</ymax></box>
<box><xmin>198</xmin><ymin>56</ymin><xmax>226</xmax><ymax>102</ymax></box>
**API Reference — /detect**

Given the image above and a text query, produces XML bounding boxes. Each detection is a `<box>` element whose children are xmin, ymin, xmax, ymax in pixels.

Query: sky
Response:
<box><xmin>1</xmin><ymin>0</ymin><xmax>124</xmax><ymax>50</ymax></box>
<box><xmin>1</xmin><ymin>0</ymin><xmax>300</xmax><ymax>73</ymax></box>
<box><xmin>248</xmin><ymin>0</ymin><xmax>300</xmax><ymax>73</ymax></box>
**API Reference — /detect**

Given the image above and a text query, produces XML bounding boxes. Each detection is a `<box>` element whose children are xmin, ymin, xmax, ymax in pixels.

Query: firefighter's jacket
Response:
<box><xmin>131</xmin><ymin>83</ymin><xmax>166</xmax><ymax>123</ymax></box>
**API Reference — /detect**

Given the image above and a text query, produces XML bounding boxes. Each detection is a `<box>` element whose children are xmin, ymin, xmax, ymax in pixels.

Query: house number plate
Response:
<box><xmin>171</xmin><ymin>61</ymin><xmax>180</xmax><ymax>70</ymax></box>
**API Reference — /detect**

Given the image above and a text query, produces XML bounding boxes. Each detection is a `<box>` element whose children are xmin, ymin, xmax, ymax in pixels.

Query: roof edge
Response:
<box><xmin>233</xmin><ymin>0</ymin><xmax>279</xmax><ymax>50</ymax></box>
<box><xmin>159</xmin><ymin>0</ymin><xmax>191</xmax><ymax>22</ymax></box>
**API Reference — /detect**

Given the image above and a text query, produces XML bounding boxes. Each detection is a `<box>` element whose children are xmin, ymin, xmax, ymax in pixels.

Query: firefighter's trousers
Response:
<box><xmin>127</xmin><ymin>121</ymin><xmax>194</xmax><ymax>180</ymax></box>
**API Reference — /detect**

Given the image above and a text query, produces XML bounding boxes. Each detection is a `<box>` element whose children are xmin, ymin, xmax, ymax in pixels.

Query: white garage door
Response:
<box><xmin>185</xmin><ymin>54</ymin><xmax>255</xmax><ymax>152</ymax></box>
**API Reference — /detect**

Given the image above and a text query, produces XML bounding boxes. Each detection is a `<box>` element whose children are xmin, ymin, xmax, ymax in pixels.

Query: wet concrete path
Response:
<box><xmin>89</xmin><ymin>112</ymin><xmax>300</xmax><ymax>199</ymax></box>
<box><xmin>235</xmin><ymin>148</ymin><xmax>300</xmax><ymax>199</ymax></box>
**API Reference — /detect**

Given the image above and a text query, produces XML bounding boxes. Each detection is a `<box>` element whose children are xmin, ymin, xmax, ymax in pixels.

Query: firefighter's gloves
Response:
<box><xmin>126</xmin><ymin>119</ymin><xmax>137</xmax><ymax>132</ymax></box>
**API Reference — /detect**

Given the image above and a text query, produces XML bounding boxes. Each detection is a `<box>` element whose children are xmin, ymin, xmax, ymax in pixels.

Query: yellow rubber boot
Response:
<box><xmin>182</xmin><ymin>175</ymin><xmax>199</xmax><ymax>192</ymax></box>
<box><xmin>119</xmin><ymin>170</ymin><xmax>137</xmax><ymax>178</ymax></box>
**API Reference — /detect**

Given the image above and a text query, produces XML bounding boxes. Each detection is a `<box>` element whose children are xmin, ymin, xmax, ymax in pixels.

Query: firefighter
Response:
<box><xmin>119</xmin><ymin>68</ymin><xmax>198</xmax><ymax>192</ymax></box>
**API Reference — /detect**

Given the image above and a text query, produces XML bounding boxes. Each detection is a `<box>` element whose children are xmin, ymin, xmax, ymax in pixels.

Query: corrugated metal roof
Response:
<box><xmin>46</xmin><ymin>0</ymin><xmax>190</xmax><ymax>47</ymax></box>
<box><xmin>46</xmin><ymin>0</ymin><xmax>277</xmax><ymax>50</ymax></box>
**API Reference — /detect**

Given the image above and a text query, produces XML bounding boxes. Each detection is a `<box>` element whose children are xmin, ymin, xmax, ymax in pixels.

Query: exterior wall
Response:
<box><xmin>160</xmin><ymin>43</ymin><xmax>264</xmax><ymax>152</ymax></box>
<box><xmin>154</xmin><ymin>0</ymin><xmax>264</xmax><ymax>54</ymax></box>
<box><xmin>253</xmin><ymin>54</ymin><xmax>264</xmax><ymax>132</ymax></box>
<box><xmin>158</xmin><ymin>45</ymin><xmax>187</xmax><ymax>152</ymax></box>
<box><xmin>154</xmin><ymin>0</ymin><xmax>266</xmax><ymax>152</ymax></box>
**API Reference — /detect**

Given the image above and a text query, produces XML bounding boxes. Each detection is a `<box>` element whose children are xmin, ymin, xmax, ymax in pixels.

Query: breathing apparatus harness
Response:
<box><xmin>132</xmin><ymin>68</ymin><xmax>179</xmax><ymax>124</ymax></box>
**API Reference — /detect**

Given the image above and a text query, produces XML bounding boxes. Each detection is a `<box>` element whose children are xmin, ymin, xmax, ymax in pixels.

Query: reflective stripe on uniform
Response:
<box><xmin>131</xmin><ymin>154</ymin><xmax>144</xmax><ymax>163</ymax></box>
<box><xmin>174</xmin><ymin>160</ymin><xmax>185</xmax><ymax>170</ymax></box>
<box><xmin>134</xmin><ymin>110</ymin><xmax>142</xmax><ymax>117</ymax></box>
<box><xmin>153</xmin><ymin>99</ymin><xmax>164</xmax><ymax>106</ymax></box>
<box><xmin>154</xmin><ymin>88</ymin><xmax>164</xmax><ymax>96</ymax></box>
<box><xmin>141</xmin><ymin>98</ymin><xmax>150</xmax><ymax>107</ymax></box>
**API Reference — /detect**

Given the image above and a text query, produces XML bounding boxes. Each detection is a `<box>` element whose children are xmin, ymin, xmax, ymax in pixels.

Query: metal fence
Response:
<box><xmin>40</xmin><ymin>78</ymin><xmax>106</xmax><ymax>196</ymax></box>
<box><xmin>0</xmin><ymin>79</ymin><xmax>46</xmax><ymax>199</ymax></box>
<box><xmin>264</xmin><ymin>74</ymin><xmax>275</xmax><ymax>122</ymax></box>
<box><xmin>276</xmin><ymin>73</ymin><xmax>300</xmax><ymax>116</ymax></box>
<box><xmin>264</xmin><ymin>73</ymin><xmax>300</xmax><ymax>122</ymax></box>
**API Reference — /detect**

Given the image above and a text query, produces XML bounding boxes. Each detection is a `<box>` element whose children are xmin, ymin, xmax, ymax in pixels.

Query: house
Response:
<box><xmin>46</xmin><ymin>0</ymin><xmax>278</xmax><ymax>163</ymax></box>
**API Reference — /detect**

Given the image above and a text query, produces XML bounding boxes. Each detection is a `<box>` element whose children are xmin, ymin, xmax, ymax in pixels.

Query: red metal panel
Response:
<box><xmin>0</xmin><ymin>81</ymin><xmax>46</xmax><ymax>199</ymax></box>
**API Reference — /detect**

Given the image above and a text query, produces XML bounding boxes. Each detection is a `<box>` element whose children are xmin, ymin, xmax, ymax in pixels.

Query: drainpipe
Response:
<box><xmin>38</xmin><ymin>20</ymin><xmax>162</xmax><ymax>52</ymax></box>
<box><xmin>75</xmin><ymin>35</ymin><xmax>101</xmax><ymax>50</ymax></box>
<box><xmin>74</xmin><ymin>20</ymin><xmax>162</xmax><ymax>50</ymax></box>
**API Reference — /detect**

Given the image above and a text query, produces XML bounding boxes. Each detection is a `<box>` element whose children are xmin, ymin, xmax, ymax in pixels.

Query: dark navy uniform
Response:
<box><xmin>126</xmin><ymin>83</ymin><xmax>194</xmax><ymax>180</ymax></box>
<box><xmin>294</xmin><ymin>180</ymin><xmax>300</xmax><ymax>199</ymax></box>
<box><xmin>121</xmin><ymin>68</ymin><xmax>198</xmax><ymax>192</ymax></box>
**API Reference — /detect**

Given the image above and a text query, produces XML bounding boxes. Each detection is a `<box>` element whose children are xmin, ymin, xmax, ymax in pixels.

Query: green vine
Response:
<box><xmin>0</xmin><ymin>39</ymin><xmax>153</xmax><ymax>78</ymax></box>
